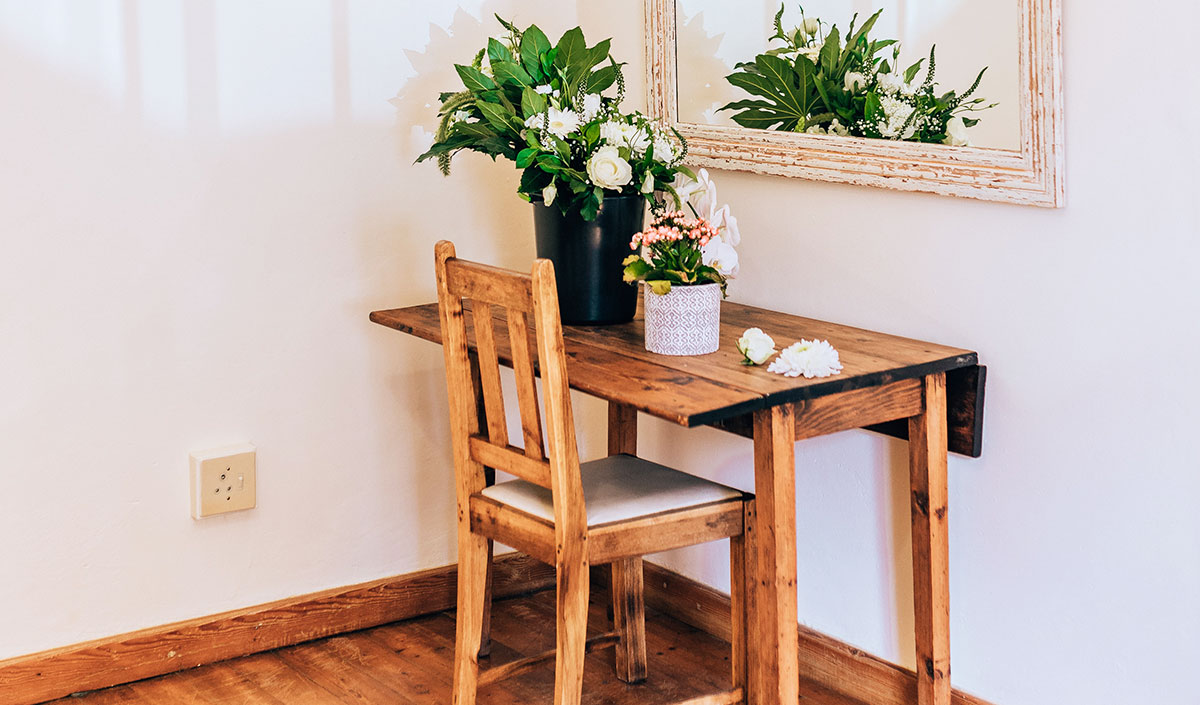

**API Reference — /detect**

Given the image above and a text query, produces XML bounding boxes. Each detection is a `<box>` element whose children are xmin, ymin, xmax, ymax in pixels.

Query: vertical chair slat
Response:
<box><xmin>471</xmin><ymin>303</ymin><xmax>508</xmax><ymax>445</ymax></box>
<box><xmin>507</xmin><ymin>310</ymin><xmax>546</xmax><ymax>460</ymax></box>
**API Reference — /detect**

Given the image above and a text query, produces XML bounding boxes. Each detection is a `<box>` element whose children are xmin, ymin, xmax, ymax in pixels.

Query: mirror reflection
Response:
<box><xmin>675</xmin><ymin>1</ymin><xmax>1021</xmax><ymax>150</ymax></box>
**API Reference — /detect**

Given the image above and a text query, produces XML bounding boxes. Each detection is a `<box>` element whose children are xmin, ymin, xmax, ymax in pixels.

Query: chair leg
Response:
<box><xmin>479</xmin><ymin>538</ymin><xmax>494</xmax><ymax>658</ymax></box>
<box><xmin>611</xmin><ymin>557</ymin><xmax>648</xmax><ymax>683</ymax></box>
<box><xmin>730</xmin><ymin>499</ymin><xmax>757</xmax><ymax>698</ymax></box>
<box><xmin>554</xmin><ymin>555</ymin><xmax>590</xmax><ymax>705</ymax></box>
<box><xmin>452</xmin><ymin>529</ymin><xmax>490</xmax><ymax>705</ymax></box>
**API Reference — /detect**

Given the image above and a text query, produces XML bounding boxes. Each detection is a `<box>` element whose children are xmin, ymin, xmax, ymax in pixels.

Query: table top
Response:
<box><xmin>370</xmin><ymin>300</ymin><xmax>979</xmax><ymax>435</ymax></box>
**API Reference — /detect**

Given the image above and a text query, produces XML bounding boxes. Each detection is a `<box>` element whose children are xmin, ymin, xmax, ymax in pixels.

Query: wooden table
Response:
<box><xmin>371</xmin><ymin>301</ymin><xmax>985</xmax><ymax>705</ymax></box>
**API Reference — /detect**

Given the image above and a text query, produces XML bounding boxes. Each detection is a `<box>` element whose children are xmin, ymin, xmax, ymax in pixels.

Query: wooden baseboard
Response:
<box><xmin>632</xmin><ymin>562</ymin><xmax>997</xmax><ymax>705</ymax></box>
<box><xmin>0</xmin><ymin>553</ymin><xmax>554</xmax><ymax>705</ymax></box>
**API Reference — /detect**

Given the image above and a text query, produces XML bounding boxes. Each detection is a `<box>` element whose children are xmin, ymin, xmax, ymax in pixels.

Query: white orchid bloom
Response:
<box><xmin>701</xmin><ymin>238</ymin><xmax>739</xmax><ymax>277</ymax></box>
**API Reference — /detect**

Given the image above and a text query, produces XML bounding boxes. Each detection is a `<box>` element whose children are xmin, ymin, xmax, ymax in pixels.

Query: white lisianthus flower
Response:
<box><xmin>736</xmin><ymin>328</ymin><xmax>776</xmax><ymax>366</ymax></box>
<box><xmin>803</xmin><ymin>18</ymin><xmax>821</xmax><ymax>35</ymax></box>
<box><xmin>768</xmin><ymin>339</ymin><xmax>844</xmax><ymax>379</ymax></box>
<box><xmin>543</xmin><ymin>182</ymin><xmax>557</xmax><ymax>206</ymax></box>
<box><xmin>844</xmin><ymin>71</ymin><xmax>868</xmax><ymax>93</ymax></box>
<box><xmin>640</xmin><ymin>172</ymin><xmax>655</xmax><ymax>194</ymax></box>
<box><xmin>701</xmin><ymin>238</ymin><xmax>739</xmax><ymax>277</ymax></box>
<box><xmin>580</xmin><ymin>93</ymin><xmax>603</xmax><ymax>122</ymax></box>
<box><xmin>587</xmin><ymin>145</ymin><xmax>633</xmax><ymax>190</ymax></box>
<box><xmin>651</xmin><ymin>135</ymin><xmax>676</xmax><ymax>162</ymax></box>
<box><xmin>943</xmin><ymin>116</ymin><xmax>970</xmax><ymax>147</ymax></box>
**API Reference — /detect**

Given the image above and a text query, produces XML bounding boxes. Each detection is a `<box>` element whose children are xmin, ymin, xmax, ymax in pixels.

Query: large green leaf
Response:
<box><xmin>519</xmin><ymin>25</ymin><xmax>552</xmax><ymax>79</ymax></box>
<box><xmin>487</xmin><ymin>38</ymin><xmax>513</xmax><ymax>65</ymax></box>
<box><xmin>720</xmin><ymin>53</ymin><xmax>819</xmax><ymax>131</ymax></box>
<box><xmin>455</xmin><ymin>64</ymin><xmax>496</xmax><ymax>93</ymax></box>
<box><xmin>553</xmin><ymin>27</ymin><xmax>588</xmax><ymax>81</ymax></box>
<box><xmin>521</xmin><ymin>86</ymin><xmax>547</xmax><ymax>119</ymax></box>
<box><xmin>476</xmin><ymin>100</ymin><xmax>518</xmax><ymax>134</ymax></box>
<box><xmin>819</xmin><ymin>27</ymin><xmax>840</xmax><ymax>74</ymax></box>
<box><xmin>584</xmin><ymin>63</ymin><xmax>620</xmax><ymax>93</ymax></box>
<box><xmin>491</xmin><ymin>60</ymin><xmax>532</xmax><ymax>88</ymax></box>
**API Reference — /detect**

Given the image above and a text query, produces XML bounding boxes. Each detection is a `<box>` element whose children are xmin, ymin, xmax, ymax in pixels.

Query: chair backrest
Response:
<box><xmin>434</xmin><ymin>240</ymin><xmax>586</xmax><ymax>537</ymax></box>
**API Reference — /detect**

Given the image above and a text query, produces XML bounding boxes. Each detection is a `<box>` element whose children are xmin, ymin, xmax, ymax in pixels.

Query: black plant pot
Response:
<box><xmin>532</xmin><ymin>195</ymin><xmax>646</xmax><ymax>325</ymax></box>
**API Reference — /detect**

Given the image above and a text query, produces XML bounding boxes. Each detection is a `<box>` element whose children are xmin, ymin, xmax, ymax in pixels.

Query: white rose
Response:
<box><xmin>701</xmin><ymin>238</ymin><xmax>739</xmax><ymax>277</ymax></box>
<box><xmin>580</xmin><ymin>93</ymin><xmax>603</xmax><ymax>122</ymax></box>
<box><xmin>640</xmin><ymin>172</ymin><xmax>655</xmax><ymax>194</ymax></box>
<box><xmin>736</xmin><ymin>328</ymin><xmax>776</xmax><ymax>365</ymax></box>
<box><xmin>768</xmin><ymin>339</ymin><xmax>844</xmax><ymax>379</ymax></box>
<box><xmin>543</xmin><ymin>182</ymin><xmax>557</xmax><ymax>206</ymax></box>
<box><xmin>803</xmin><ymin>18</ymin><xmax>821</xmax><ymax>35</ymax></box>
<box><xmin>943</xmin><ymin>116</ymin><xmax>970</xmax><ymax>147</ymax></box>
<box><xmin>587</xmin><ymin>146</ymin><xmax>633</xmax><ymax>190</ymax></box>
<box><xmin>844</xmin><ymin>71</ymin><xmax>868</xmax><ymax>93</ymax></box>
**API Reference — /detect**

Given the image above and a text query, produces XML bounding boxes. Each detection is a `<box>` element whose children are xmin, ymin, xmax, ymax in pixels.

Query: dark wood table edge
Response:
<box><xmin>369</xmin><ymin>309</ymin><xmax>986</xmax><ymax>457</ymax></box>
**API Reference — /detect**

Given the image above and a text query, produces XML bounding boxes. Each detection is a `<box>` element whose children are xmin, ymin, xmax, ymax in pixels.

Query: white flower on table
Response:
<box><xmin>524</xmin><ymin>107</ymin><xmax>579</xmax><ymax>139</ymax></box>
<box><xmin>586</xmin><ymin>145</ymin><xmax>633</xmax><ymax>190</ymax></box>
<box><xmin>768</xmin><ymin>339</ymin><xmax>844</xmax><ymax>378</ymax></box>
<box><xmin>943</xmin><ymin>116</ymin><xmax>971</xmax><ymax>147</ymax></box>
<box><xmin>736</xmin><ymin>328</ymin><xmax>776</xmax><ymax>366</ymax></box>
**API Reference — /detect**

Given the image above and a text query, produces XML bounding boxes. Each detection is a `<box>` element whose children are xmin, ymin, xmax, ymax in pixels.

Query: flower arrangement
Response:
<box><xmin>417</xmin><ymin>16</ymin><xmax>690</xmax><ymax>220</ymax></box>
<box><xmin>720</xmin><ymin>4</ymin><xmax>994</xmax><ymax>146</ymax></box>
<box><xmin>622</xmin><ymin>170</ymin><xmax>740</xmax><ymax>296</ymax></box>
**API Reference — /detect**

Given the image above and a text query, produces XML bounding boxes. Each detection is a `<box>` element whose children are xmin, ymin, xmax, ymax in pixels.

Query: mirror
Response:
<box><xmin>647</xmin><ymin>0</ymin><xmax>1064</xmax><ymax>206</ymax></box>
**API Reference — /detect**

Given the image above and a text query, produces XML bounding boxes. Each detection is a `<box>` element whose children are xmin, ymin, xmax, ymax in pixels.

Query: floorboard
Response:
<box><xmin>46</xmin><ymin>588</ymin><xmax>871</xmax><ymax>705</ymax></box>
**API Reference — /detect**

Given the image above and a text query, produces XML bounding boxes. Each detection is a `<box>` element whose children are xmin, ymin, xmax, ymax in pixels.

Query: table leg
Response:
<box><xmin>607</xmin><ymin>403</ymin><xmax>647</xmax><ymax>683</ymax></box>
<box><xmin>751</xmin><ymin>404</ymin><xmax>798</xmax><ymax>705</ymax></box>
<box><xmin>909</xmin><ymin>373</ymin><xmax>950</xmax><ymax>705</ymax></box>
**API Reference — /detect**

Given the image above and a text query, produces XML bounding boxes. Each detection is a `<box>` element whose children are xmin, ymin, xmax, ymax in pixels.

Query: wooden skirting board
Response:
<box><xmin>0</xmin><ymin>553</ymin><xmax>555</xmax><ymax>705</ymax></box>
<box><xmin>626</xmin><ymin>563</ymin><xmax>997</xmax><ymax>705</ymax></box>
<box><xmin>1</xmin><ymin>555</ymin><xmax>996</xmax><ymax>705</ymax></box>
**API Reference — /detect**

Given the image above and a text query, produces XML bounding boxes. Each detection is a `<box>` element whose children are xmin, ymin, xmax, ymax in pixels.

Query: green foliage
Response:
<box><xmin>720</xmin><ymin>4</ymin><xmax>995</xmax><ymax>144</ymax></box>
<box><xmin>416</xmin><ymin>16</ymin><xmax>688</xmax><ymax>220</ymax></box>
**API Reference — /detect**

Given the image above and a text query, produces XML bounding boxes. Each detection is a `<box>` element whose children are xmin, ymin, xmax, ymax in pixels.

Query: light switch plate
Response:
<box><xmin>190</xmin><ymin>443</ymin><xmax>256</xmax><ymax>519</ymax></box>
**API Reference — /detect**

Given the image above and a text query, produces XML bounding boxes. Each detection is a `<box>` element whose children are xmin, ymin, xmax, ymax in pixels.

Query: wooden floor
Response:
<box><xmin>48</xmin><ymin>587</ymin><xmax>859</xmax><ymax>705</ymax></box>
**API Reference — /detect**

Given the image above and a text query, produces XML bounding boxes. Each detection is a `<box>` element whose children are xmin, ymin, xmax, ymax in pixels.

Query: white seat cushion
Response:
<box><xmin>479</xmin><ymin>454</ymin><xmax>744</xmax><ymax>527</ymax></box>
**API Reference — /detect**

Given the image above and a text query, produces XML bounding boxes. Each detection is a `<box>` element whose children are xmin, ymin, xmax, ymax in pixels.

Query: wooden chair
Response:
<box><xmin>434</xmin><ymin>241</ymin><xmax>755</xmax><ymax>705</ymax></box>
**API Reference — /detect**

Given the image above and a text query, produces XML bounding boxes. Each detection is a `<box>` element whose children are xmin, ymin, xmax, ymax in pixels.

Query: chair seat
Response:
<box><xmin>479</xmin><ymin>454</ymin><xmax>744</xmax><ymax>527</ymax></box>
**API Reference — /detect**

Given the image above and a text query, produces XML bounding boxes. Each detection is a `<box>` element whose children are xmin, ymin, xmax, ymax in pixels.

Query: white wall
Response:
<box><xmin>2</xmin><ymin>2</ymin><xmax>1198</xmax><ymax>705</ymax></box>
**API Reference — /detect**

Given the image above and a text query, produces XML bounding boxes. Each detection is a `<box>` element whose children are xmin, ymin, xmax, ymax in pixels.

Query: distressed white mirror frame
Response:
<box><xmin>646</xmin><ymin>0</ymin><xmax>1065</xmax><ymax>207</ymax></box>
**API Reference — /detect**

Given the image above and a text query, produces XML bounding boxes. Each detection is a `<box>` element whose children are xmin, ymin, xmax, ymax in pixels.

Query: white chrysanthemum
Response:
<box><xmin>736</xmin><ymin>328</ymin><xmax>776</xmax><ymax>365</ymax></box>
<box><xmin>768</xmin><ymin>339</ymin><xmax>844</xmax><ymax>378</ymax></box>
<box><xmin>877</xmin><ymin>95</ymin><xmax>916</xmax><ymax>139</ymax></box>
<box><xmin>525</xmin><ymin>108</ymin><xmax>580</xmax><ymax>139</ymax></box>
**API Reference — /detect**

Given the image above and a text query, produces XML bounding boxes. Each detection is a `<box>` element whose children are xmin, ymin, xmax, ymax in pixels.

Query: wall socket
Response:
<box><xmin>190</xmin><ymin>443</ymin><xmax>256</xmax><ymax>519</ymax></box>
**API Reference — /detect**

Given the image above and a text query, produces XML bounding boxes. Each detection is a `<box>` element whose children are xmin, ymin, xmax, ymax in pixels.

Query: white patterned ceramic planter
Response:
<box><xmin>643</xmin><ymin>282</ymin><xmax>721</xmax><ymax>356</ymax></box>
